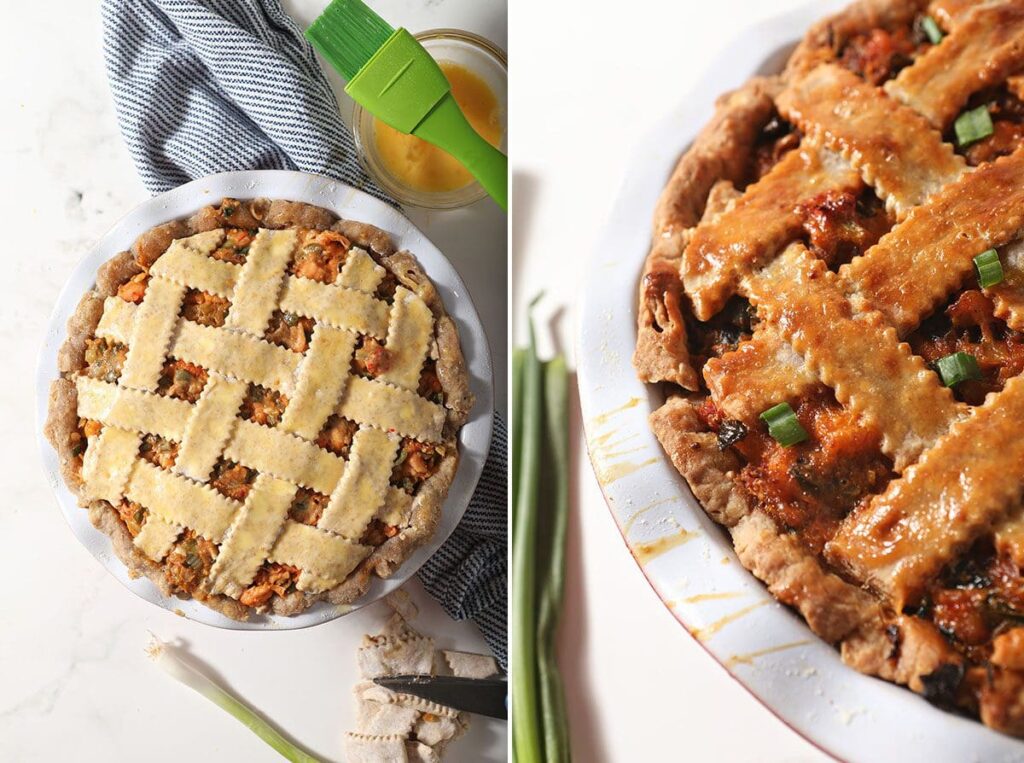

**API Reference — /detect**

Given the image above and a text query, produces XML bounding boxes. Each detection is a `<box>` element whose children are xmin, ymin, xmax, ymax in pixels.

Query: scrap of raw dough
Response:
<box><xmin>344</xmin><ymin>589</ymin><xmax>502</xmax><ymax>761</ymax></box>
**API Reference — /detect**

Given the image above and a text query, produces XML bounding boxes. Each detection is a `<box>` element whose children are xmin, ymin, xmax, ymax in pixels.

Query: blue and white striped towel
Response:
<box><xmin>101</xmin><ymin>0</ymin><xmax>507</xmax><ymax>669</ymax></box>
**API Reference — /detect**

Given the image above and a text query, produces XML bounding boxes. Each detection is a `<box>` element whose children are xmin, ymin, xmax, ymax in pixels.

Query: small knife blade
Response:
<box><xmin>373</xmin><ymin>675</ymin><xmax>508</xmax><ymax>720</ymax></box>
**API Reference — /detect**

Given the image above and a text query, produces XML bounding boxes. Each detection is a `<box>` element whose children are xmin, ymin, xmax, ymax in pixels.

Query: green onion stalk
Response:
<box><xmin>147</xmin><ymin>637</ymin><xmax>321</xmax><ymax>763</ymax></box>
<box><xmin>512</xmin><ymin>296</ymin><xmax>571</xmax><ymax>762</ymax></box>
<box><xmin>512</xmin><ymin>300</ymin><xmax>544</xmax><ymax>761</ymax></box>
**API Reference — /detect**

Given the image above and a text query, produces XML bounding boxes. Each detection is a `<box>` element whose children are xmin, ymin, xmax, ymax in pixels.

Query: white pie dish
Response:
<box><xmin>36</xmin><ymin>169</ymin><xmax>493</xmax><ymax>631</ymax></box>
<box><xmin>576</xmin><ymin>2</ymin><xmax>1024</xmax><ymax>760</ymax></box>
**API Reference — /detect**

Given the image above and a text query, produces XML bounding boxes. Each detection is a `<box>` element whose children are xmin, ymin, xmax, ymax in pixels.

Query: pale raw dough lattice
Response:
<box><xmin>636</xmin><ymin>0</ymin><xmax>1024</xmax><ymax>735</ymax></box>
<box><xmin>46</xmin><ymin>199</ymin><xmax>471</xmax><ymax>619</ymax></box>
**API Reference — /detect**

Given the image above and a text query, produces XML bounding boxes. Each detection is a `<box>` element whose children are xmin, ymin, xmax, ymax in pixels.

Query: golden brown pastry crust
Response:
<box><xmin>637</xmin><ymin>0</ymin><xmax>1024</xmax><ymax>734</ymax></box>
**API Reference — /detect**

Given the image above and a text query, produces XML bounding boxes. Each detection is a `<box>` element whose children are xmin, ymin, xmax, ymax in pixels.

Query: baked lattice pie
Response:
<box><xmin>46</xmin><ymin>197</ymin><xmax>472</xmax><ymax>619</ymax></box>
<box><xmin>636</xmin><ymin>0</ymin><xmax>1024</xmax><ymax>734</ymax></box>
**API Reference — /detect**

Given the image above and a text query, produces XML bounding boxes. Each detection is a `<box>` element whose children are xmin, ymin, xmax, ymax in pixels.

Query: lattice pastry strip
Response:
<box><xmin>380</xmin><ymin>286</ymin><xmax>434</xmax><ymax>391</ymax></box>
<box><xmin>280</xmin><ymin>324</ymin><xmax>358</xmax><ymax>440</ymax></box>
<box><xmin>173</xmin><ymin>374</ymin><xmax>247</xmax><ymax>482</ymax></box>
<box><xmin>125</xmin><ymin>460</ymin><xmax>239</xmax><ymax>543</ymax></box>
<box><xmin>683</xmin><ymin>146</ymin><xmax>862</xmax><ymax>320</ymax></box>
<box><xmin>172</xmin><ymin>321</ymin><xmax>302</xmax><ymax>396</ymax></box>
<box><xmin>279</xmin><ymin>277</ymin><xmax>390</xmax><ymax>339</ymax></box>
<box><xmin>320</xmin><ymin>427</ymin><xmax>400</xmax><ymax>540</ymax></box>
<box><xmin>988</xmin><ymin>238</ymin><xmax>1024</xmax><ymax>331</ymax></box>
<box><xmin>224</xmin><ymin>420</ymin><xmax>346</xmax><ymax>496</ymax></box>
<box><xmin>338</xmin><ymin>248</ymin><xmax>387</xmax><ymax>293</ymax></box>
<box><xmin>844</xmin><ymin>150</ymin><xmax>1024</xmax><ymax>332</ymax></box>
<box><xmin>338</xmin><ymin>376</ymin><xmax>446</xmax><ymax>443</ymax></box>
<box><xmin>777</xmin><ymin>63</ymin><xmax>965</xmax><ymax>217</ymax></box>
<box><xmin>224</xmin><ymin>229</ymin><xmax>297</xmax><ymax>336</ymax></box>
<box><xmin>747</xmin><ymin>244</ymin><xmax>965</xmax><ymax>470</ymax></box>
<box><xmin>77</xmin><ymin>377</ymin><xmax>190</xmax><ymax>441</ymax></box>
<box><xmin>703</xmin><ymin>328</ymin><xmax>819</xmax><ymax>422</ymax></box>
<box><xmin>828</xmin><ymin>374</ymin><xmax>1024</xmax><ymax>609</ymax></box>
<box><xmin>118</xmin><ymin>276</ymin><xmax>188</xmax><ymax>392</ymax></box>
<box><xmin>884</xmin><ymin>1</ymin><xmax>1024</xmax><ymax>129</ymax></box>
<box><xmin>81</xmin><ymin>426</ymin><xmax>142</xmax><ymax>504</ymax></box>
<box><xmin>134</xmin><ymin>515</ymin><xmax>183</xmax><ymax>562</ymax></box>
<box><xmin>150</xmin><ymin>240</ymin><xmax>236</xmax><ymax>297</ymax></box>
<box><xmin>208</xmin><ymin>474</ymin><xmax>298</xmax><ymax>596</ymax></box>
<box><xmin>268</xmin><ymin>521</ymin><xmax>371</xmax><ymax>593</ymax></box>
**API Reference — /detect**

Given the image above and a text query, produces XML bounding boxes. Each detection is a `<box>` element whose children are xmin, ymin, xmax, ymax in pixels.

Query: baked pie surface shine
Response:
<box><xmin>46</xmin><ymin>197</ymin><xmax>472</xmax><ymax>620</ymax></box>
<box><xmin>636</xmin><ymin>0</ymin><xmax>1024</xmax><ymax>734</ymax></box>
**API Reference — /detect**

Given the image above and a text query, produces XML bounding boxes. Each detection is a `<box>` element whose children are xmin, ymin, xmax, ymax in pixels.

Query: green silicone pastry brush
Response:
<box><xmin>307</xmin><ymin>0</ymin><xmax>508</xmax><ymax>210</ymax></box>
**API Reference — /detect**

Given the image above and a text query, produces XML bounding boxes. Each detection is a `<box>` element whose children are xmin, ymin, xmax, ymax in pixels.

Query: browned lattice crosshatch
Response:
<box><xmin>46</xmin><ymin>201</ymin><xmax>473</xmax><ymax>621</ymax></box>
<box><xmin>635</xmin><ymin>0</ymin><xmax>1024</xmax><ymax>734</ymax></box>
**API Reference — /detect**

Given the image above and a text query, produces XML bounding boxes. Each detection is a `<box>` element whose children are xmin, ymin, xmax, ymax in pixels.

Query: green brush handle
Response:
<box><xmin>412</xmin><ymin>95</ymin><xmax>507</xmax><ymax>210</ymax></box>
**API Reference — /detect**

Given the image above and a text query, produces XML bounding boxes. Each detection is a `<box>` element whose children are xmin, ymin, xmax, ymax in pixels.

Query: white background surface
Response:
<box><xmin>511</xmin><ymin>0</ymin><xmax>833</xmax><ymax>760</ymax></box>
<box><xmin>0</xmin><ymin>1</ymin><xmax>506</xmax><ymax>761</ymax></box>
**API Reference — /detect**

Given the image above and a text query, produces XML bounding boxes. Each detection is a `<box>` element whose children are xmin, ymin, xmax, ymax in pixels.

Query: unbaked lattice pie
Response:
<box><xmin>45</xmin><ymin>197</ymin><xmax>472</xmax><ymax>619</ymax></box>
<box><xmin>636</xmin><ymin>0</ymin><xmax>1024</xmax><ymax>735</ymax></box>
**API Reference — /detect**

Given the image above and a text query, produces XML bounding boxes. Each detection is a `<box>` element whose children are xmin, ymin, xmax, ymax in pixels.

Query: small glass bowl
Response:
<box><xmin>353</xmin><ymin>29</ymin><xmax>508</xmax><ymax>209</ymax></box>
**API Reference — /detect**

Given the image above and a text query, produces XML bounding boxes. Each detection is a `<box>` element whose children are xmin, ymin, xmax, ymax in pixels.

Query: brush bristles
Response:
<box><xmin>306</xmin><ymin>0</ymin><xmax>395</xmax><ymax>81</ymax></box>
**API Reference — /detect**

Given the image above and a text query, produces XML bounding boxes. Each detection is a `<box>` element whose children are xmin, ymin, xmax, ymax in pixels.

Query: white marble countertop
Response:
<box><xmin>0</xmin><ymin>1</ymin><xmax>506</xmax><ymax>761</ymax></box>
<box><xmin>512</xmin><ymin>0</ymin><xmax>833</xmax><ymax>760</ymax></box>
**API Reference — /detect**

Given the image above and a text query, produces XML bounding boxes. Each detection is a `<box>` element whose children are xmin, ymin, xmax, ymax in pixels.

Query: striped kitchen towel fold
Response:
<box><xmin>100</xmin><ymin>0</ymin><xmax>506</xmax><ymax>668</ymax></box>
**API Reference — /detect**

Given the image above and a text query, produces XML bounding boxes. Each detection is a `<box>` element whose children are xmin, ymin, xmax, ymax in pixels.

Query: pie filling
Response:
<box><xmin>641</xmin><ymin>3</ymin><xmax>1024</xmax><ymax>730</ymax></box>
<box><xmin>63</xmin><ymin>198</ymin><xmax>458</xmax><ymax>613</ymax></box>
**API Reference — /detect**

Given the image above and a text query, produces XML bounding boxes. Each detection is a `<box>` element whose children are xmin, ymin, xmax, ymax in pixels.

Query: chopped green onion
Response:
<box><xmin>147</xmin><ymin>637</ymin><xmax>321</xmax><ymax>762</ymax></box>
<box><xmin>954</xmin><ymin>106</ymin><xmax>994</xmax><ymax>147</ymax></box>
<box><xmin>921</xmin><ymin>16</ymin><xmax>944</xmax><ymax>44</ymax></box>
<box><xmin>759</xmin><ymin>403</ymin><xmax>808</xmax><ymax>447</ymax></box>
<box><xmin>974</xmin><ymin>249</ymin><xmax>1004</xmax><ymax>288</ymax></box>
<box><xmin>935</xmin><ymin>352</ymin><xmax>982</xmax><ymax>387</ymax></box>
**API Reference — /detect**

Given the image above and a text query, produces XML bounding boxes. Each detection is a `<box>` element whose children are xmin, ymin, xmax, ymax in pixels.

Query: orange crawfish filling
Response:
<box><xmin>392</xmin><ymin>439</ymin><xmax>443</xmax><ymax>493</ymax></box>
<box><xmin>361</xmin><ymin>519</ymin><xmax>401</xmax><ymax>546</ymax></box>
<box><xmin>352</xmin><ymin>336</ymin><xmax>391</xmax><ymax>377</ymax></box>
<box><xmin>926</xmin><ymin>545</ymin><xmax>1024</xmax><ymax>665</ymax></box>
<box><xmin>289</xmin><ymin>489</ymin><xmax>329</xmax><ymax>526</ymax></box>
<box><xmin>182</xmin><ymin>289</ymin><xmax>230</xmax><ymax>327</ymax></box>
<box><xmin>117</xmin><ymin>272</ymin><xmax>149</xmax><ymax>303</ymax></box>
<box><xmin>240</xmin><ymin>384</ymin><xmax>288</xmax><ymax>427</ymax></box>
<box><xmin>157</xmin><ymin>359</ymin><xmax>208</xmax><ymax>402</ymax></box>
<box><xmin>139</xmin><ymin>433</ymin><xmax>179</xmax><ymax>469</ymax></box>
<box><xmin>700</xmin><ymin>391</ymin><xmax>893</xmax><ymax>554</ymax></box>
<box><xmin>83</xmin><ymin>338</ymin><xmax>127</xmax><ymax>383</ymax></box>
<box><xmin>239</xmin><ymin>562</ymin><xmax>299</xmax><ymax>608</ymax></box>
<box><xmin>909</xmin><ymin>289</ymin><xmax>1024</xmax><ymax>405</ymax></box>
<box><xmin>839</xmin><ymin>23</ymin><xmax>925</xmax><ymax>85</ymax></box>
<box><xmin>117</xmin><ymin>500</ymin><xmax>148</xmax><ymax>537</ymax></box>
<box><xmin>71</xmin><ymin>419</ymin><xmax>102</xmax><ymax>462</ymax></box>
<box><xmin>317</xmin><ymin>415</ymin><xmax>358</xmax><ymax>458</ymax></box>
<box><xmin>164</xmin><ymin>530</ymin><xmax>218</xmax><ymax>596</ymax></box>
<box><xmin>211</xmin><ymin>228</ymin><xmax>254</xmax><ymax>265</ymax></box>
<box><xmin>418</xmin><ymin>359</ymin><xmax>444</xmax><ymax>404</ymax></box>
<box><xmin>265</xmin><ymin>310</ymin><xmax>315</xmax><ymax>352</ymax></box>
<box><xmin>291</xmin><ymin>230</ymin><xmax>351</xmax><ymax>283</ymax></box>
<box><xmin>798</xmin><ymin>189</ymin><xmax>893</xmax><ymax>269</ymax></box>
<box><xmin>210</xmin><ymin>459</ymin><xmax>256</xmax><ymax>501</ymax></box>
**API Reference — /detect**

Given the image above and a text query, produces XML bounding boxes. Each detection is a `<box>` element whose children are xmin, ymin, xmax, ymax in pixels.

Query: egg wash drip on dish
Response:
<box><xmin>374</xmin><ymin>62</ymin><xmax>503</xmax><ymax>193</ymax></box>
